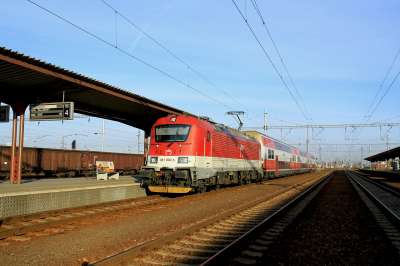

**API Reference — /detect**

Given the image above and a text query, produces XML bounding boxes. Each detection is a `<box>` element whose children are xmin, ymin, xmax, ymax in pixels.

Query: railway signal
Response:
<box><xmin>29</xmin><ymin>102</ymin><xmax>74</xmax><ymax>121</ymax></box>
<box><xmin>0</xmin><ymin>105</ymin><xmax>10</xmax><ymax>122</ymax></box>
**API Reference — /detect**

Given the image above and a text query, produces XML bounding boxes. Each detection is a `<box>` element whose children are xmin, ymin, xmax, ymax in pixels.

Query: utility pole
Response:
<box><xmin>137</xmin><ymin>130</ymin><xmax>141</xmax><ymax>154</ymax></box>
<box><xmin>264</xmin><ymin>109</ymin><xmax>267</xmax><ymax>136</ymax></box>
<box><xmin>349</xmin><ymin>153</ymin><xmax>351</xmax><ymax>168</ymax></box>
<box><xmin>319</xmin><ymin>147</ymin><xmax>321</xmax><ymax>167</ymax></box>
<box><xmin>387</xmin><ymin>135</ymin><xmax>389</xmax><ymax>150</ymax></box>
<box><xmin>299</xmin><ymin>136</ymin><xmax>301</xmax><ymax>151</ymax></box>
<box><xmin>361</xmin><ymin>147</ymin><xmax>363</xmax><ymax>168</ymax></box>
<box><xmin>61</xmin><ymin>136</ymin><xmax>64</xmax><ymax>149</ymax></box>
<box><xmin>307</xmin><ymin>127</ymin><xmax>309</xmax><ymax>153</ymax></box>
<box><xmin>102</xmin><ymin>119</ymin><xmax>105</xmax><ymax>152</ymax></box>
<box><xmin>369</xmin><ymin>145</ymin><xmax>371</xmax><ymax>168</ymax></box>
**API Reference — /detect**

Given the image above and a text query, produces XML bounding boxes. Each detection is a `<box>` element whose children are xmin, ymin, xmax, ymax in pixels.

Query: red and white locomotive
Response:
<box><xmin>140</xmin><ymin>115</ymin><xmax>316</xmax><ymax>193</ymax></box>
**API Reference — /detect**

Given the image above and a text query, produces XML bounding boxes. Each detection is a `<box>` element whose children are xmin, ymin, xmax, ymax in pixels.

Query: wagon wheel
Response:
<box><xmin>214</xmin><ymin>184</ymin><xmax>220</xmax><ymax>190</ymax></box>
<box><xmin>238</xmin><ymin>179</ymin><xmax>244</xmax><ymax>186</ymax></box>
<box><xmin>4</xmin><ymin>173</ymin><xmax>10</xmax><ymax>180</ymax></box>
<box><xmin>197</xmin><ymin>186</ymin><xmax>207</xmax><ymax>193</ymax></box>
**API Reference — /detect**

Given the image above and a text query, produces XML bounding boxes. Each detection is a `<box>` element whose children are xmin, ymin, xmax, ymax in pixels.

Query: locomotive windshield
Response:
<box><xmin>155</xmin><ymin>124</ymin><xmax>192</xmax><ymax>142</ymax></box>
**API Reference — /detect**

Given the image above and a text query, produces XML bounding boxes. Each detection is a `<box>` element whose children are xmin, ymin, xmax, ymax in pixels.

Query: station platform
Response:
<box><xmin>358</xmin><ymin>169</ymin><xmax>400</xmax><ymax>175</ymax></box>
<box><xmin>0</xmin><ymin>176</ymin><xmax>146</xmax><ymax>218</ymax></box>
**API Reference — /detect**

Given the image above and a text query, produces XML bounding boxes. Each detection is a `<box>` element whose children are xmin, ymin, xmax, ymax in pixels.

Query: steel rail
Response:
<box><xmin>0</xmin><ymin>195</ymin><xmax>161</xmax><ymax>225</ymax></box>
<box><xmin>0</xmin><ymin>173</ymin><xmax>309</xmax><ymax>239</ymax></box>
<box><xmin>0</xmin><ymin>196</ymin><xmax>166</xmax><ymax>239</ymax></box>
<box><xmin>0</xmin><ymin>172</ymin><xmax>321</xmax><ymax>240</ymax></box>
<box><xmin>345</xmin><ymin>170</ymin><xmax>400</xmax><ymax>226</ymax></box>
<box><xmin>200</xmin><ymin>171</ymin><xmax>333</xmax><ymax>265</ymax></box>
<box><xmin>89</xmin><ymin>171</ymin><xmax>333</xmax><ymax>266</ymax></box>
<box><xmin>348</xmin><ymin>170</ymin><xmax>400</xmax><ymax>197</ymax></box>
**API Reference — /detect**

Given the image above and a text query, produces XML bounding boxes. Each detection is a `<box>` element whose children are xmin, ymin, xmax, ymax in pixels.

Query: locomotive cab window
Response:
<box><xmin>207</xmin><ymin>131</ymin><xmax>210</xmax><ymax>142</ymax></box>
<box><xmin>155</xmin><ymin>124</ymin><xmax>192</xmax><ymax>142</ymax></box>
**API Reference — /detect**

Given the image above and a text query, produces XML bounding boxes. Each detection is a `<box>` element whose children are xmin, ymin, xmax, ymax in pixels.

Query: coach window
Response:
<box><xmin>207</xmin><ymin>131</ymin><xmax>210</xmax><ymax>142</ymax></box>
<box><xmin>268</xmin><ymin>149</ymin><xmax>274</xmax><ymax>159</ymax></box>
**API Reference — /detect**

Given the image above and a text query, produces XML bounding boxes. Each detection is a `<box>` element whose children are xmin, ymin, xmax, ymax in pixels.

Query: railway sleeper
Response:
<box><xmin>155</xmin><ymin>249</ymin><xmax>209</xmax><ymax>260</ymax></box>
<box><xmin>170</xmin><ymin>244</ymin><xmax>219</xmax><ymax>254</ymax></box>
<box><xmin>199</xmin><ymin>231</ymin><xmax>242</xmax><ymax>239</ymax></box>
<box><xmin>180</xmin><ymin>239</ymin><xmax>227</xmax><ymax>248</ymax></box>
<box><xmin>206</xmin><ymin>227</ymin><xmax>248</xmax><ymax>235</ymax></box>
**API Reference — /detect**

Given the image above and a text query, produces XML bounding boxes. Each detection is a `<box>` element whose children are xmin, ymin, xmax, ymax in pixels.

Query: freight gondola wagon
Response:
<box><xmin>0</xmin><ymin>146</ymin><xmax>144</xmax><ymax>178</ymax></box>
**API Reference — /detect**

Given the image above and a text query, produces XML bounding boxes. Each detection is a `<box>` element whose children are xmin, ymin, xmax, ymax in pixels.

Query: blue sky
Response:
<box><xmin>1</xmin><ymin>0</ymin><xmax>399</xmax><ymax>164</ymax></box>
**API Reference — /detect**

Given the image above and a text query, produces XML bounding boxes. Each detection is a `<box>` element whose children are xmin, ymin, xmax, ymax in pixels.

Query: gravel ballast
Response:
<box><xmin>0</xmin><ymin>171</ymin><xmax>328</xmax><ymax>266</ymax></box>
<box><xmin>259</xmin><ymin>171</ymin><xmax>400</xmax><ymax>265</ymax></box>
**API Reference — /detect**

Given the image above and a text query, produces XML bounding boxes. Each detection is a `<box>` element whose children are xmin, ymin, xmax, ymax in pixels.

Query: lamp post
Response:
<box><xmin>61</xmin><ymin>134</ymin><xmax>88</xmax><ymax>149</ymax></box>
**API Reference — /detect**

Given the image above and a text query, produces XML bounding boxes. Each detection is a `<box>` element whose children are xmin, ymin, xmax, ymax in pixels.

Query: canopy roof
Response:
<box><xmin>0</xmin><ymin>47</ymin><xmax>195</xmax><ymax>133</ymax></box>
<box><xmin>364</xmin><ymin>146</ymin><xmax>400</xmax><ymax>162</ymax></box>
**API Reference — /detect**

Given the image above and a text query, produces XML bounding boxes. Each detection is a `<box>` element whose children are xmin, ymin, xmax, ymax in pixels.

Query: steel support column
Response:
<box><xmin>144</xmin><ymin>131</ymin><xmax>150</xmax><ymax>162</ymax></box>
<box><xmin>9</xmin><ymin>103</ymin><xmax>28</xmax><ymax>184</ymax></box>
<box><xmin>17</xmin><ymin>109</ymin><xmax>26</xmax><ymax>184</ymax></box>
<box><xmin>10</xmin><ymin>112</ymin><xmax>18</xmax><ymax>184</ymax></box>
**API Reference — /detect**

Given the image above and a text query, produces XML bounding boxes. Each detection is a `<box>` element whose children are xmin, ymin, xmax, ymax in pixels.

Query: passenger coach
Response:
<box><xmin>243</xmin><ymin>131</ymin><xmax>317</xmax><ymax>178</ymax></box>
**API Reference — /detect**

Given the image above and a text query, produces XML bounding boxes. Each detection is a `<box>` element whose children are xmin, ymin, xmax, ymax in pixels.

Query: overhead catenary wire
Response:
<box><xmin>362</xmin><ymin>48</ymin><xmax>400</xmax><ymax>123</ymax></box>
<box><xmin>100</xmin><ymin>0</ymin><xmax>257</xmax><ymax>118</ymax></box>
<box><xmin>250</xmin><ymin>0</ymin><xmax>313</xmax><ymax>122</ymax></box>
<box><xmin>354</xmin><ymin>69</ymin><xmax>400</xmax><ymax>141</ymax></box>
<box><xmin>233</xmin><ymin>0</ymin><xmax>336</xmax><ymax>157</ymax></box>
<box><xmin>234</xmin><ymin>0</ymin><xmax>336</xmax><ymax>157</ymax></box>
<box><xmin>250</xmin><ymin>0</ymin><xmax>338</xmax><ymax>157</ymax></box>
<box><xmin>231</xmin><ymin>0</ymin><xmax>309</xmax><ymax>124</ymax></box>
<box><xmin>28</xmin><ymin>0</ymin><xmax>234</xmax><ymax>112</ymax></box>
<box><xmin>28</xmin><ymin>0</ymin><xmax>272</xmax><ymax>130</ymax></box>
<box><xmin>352</xmin><ymin>48</ymin><xmax>400</xmax><ymax>141</ymax></box>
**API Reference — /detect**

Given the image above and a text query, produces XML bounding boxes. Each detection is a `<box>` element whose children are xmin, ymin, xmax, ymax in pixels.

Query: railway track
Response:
<box><xmin>345</xmin><ymin>170</ymin><xmax>400</xmax><ymax>226</ymax></box>
<box><xmin>0</xmin><ymin>195</ymin><xmax>167</xmax><ymax>243</ymax></box>
<box><xmin>0</xmin><ymin>172</ymin><xmax>325</xmax><ymax>245</ymax></box>
<box><xmin>88</xmin><ymin>171</ymin><xmax>333</xmax><ymax>265</ymax></box>
<box><xmin>351</xmin><ymin>169</ymin><xmax>400</xmax><ymax>194</ymax></box>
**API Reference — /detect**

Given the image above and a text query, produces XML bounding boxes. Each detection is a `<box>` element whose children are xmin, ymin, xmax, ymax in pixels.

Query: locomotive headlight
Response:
<box><xmin>178</xmin><ymin>157</ymin><xmax>188</xmax><ymax>163</ymax></box>
<box><xmin>150</xmin><ymin>157</ymin><xmax>158</xmax><ymax>164</ymax></box>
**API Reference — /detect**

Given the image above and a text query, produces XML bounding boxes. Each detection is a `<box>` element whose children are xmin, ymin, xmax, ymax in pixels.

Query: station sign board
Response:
<box><xmin>0</xmin><ymin>105</ymin><xmax>10</xmax><ymax>122</ymax></box>
<box><xmin>29</xmin><ymin>102</ymin><xmax>74</xmax><ymax>121</ymax></box>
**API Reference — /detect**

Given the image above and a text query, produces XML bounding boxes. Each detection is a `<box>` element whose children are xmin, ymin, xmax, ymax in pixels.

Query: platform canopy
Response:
<box><xmin>364</xmin><ymin>146</ymin><xmax>400</xmax><ymax>162</ymax></box>
<box><xmin>0</xmin><ymin>47</ymin><xmax>196</xmax><ymax>133</ymax></box>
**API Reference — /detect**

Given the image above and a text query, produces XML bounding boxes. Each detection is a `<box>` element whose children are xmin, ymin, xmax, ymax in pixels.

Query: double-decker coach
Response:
<box><xmin>244</xmin><ymin>131</ymin><xmax>317</xmax><ymax>178</ymax></box>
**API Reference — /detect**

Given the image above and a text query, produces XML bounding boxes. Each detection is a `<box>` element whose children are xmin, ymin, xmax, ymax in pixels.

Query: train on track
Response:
<box><xmin>0</xmin><ymin>146</ymin><xmax>144</xmax><ymax>179</ymax></box>
<box><xmin>140</xmin><ymin>114</ymin><xmax>317</xmax><ymax>194</ymax></box>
